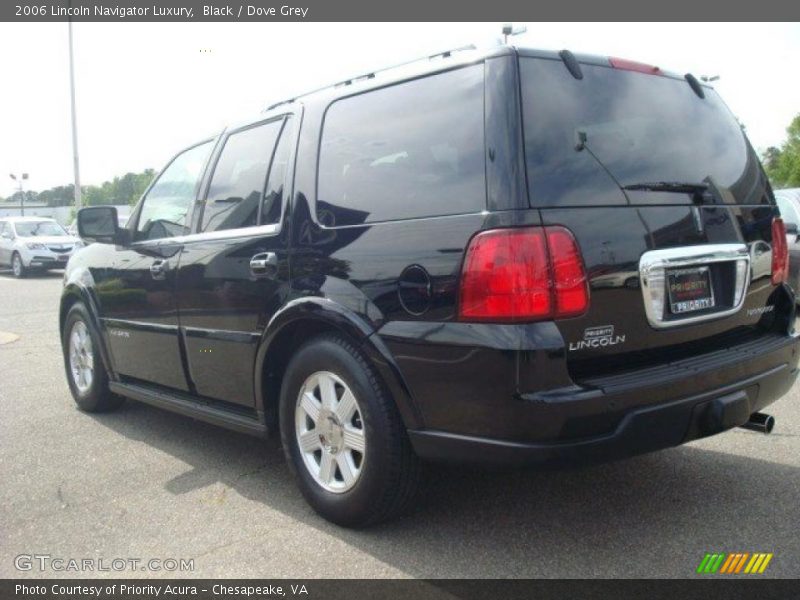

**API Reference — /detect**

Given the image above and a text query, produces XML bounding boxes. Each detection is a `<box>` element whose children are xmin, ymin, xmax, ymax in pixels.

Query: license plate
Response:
<box><xmin>667</xmin><ymin>266</ymin><xmax>715</xmax><ymax>314</ymax></box>
<box><xmin>57</xmin><ymin>254</ymin><xmax>69</xmax><ymax>261</ymax></box>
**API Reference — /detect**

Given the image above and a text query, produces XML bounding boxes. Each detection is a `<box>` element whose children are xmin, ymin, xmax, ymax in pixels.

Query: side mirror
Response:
<box><xmin>1</xmin><ymin>231</ymin><xmax>11</xmax><ymax>240</ymax></box>
<box><xmin>77</xmin><ymin>206</ymin><xmax>130</xmax><ymax>245</ymax></box>
<box><xmin>785</xmin><ymin>222</ymin><xmax>799</xmax><ymax>236</ymax></box>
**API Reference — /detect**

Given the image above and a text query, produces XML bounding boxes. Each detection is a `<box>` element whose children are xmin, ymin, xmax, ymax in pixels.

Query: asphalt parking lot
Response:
<box><xmin>1</xmin><ymin>270</ymin><xmax>799</xmax><ymax>579</ymax></box>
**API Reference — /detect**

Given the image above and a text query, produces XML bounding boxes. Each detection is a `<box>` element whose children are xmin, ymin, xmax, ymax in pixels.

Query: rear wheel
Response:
<box><xmin>62</xmin><ymin>303</ymin><xmax>123</xmax><ymax>412</ymax></box>
<box><xmin>11</xmin><ymin>252</ymin><xmax>26</xmax><ymax>278</ymax></box>
<box><xmin>280</xmin><ymin>333</ymin><xmax>421</xmax><ymax>527</ymax></box>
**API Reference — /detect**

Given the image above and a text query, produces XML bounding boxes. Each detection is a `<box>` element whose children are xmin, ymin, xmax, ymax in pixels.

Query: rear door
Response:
<box><xmin>518</xmin><ymin>54</ymin><xmax>782</xmax><ymax>378</ymax></box>
<box><xmin>174</xmin><ymin>114</ymin><xmax>296</xmax><ymax>408</ymax></box>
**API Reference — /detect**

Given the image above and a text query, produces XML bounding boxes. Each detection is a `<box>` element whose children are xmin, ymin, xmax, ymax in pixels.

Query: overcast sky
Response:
<box><xmin>1</xmin><ymin>22</ymin><xmax>798</xmax><ymax>197</ymax></box>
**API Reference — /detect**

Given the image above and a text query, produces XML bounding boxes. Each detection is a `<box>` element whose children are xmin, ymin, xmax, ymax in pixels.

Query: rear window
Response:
<box><xmin>317</xmin><ymin>64</ymin><xmax>486</xmax><ymax>226</ymax></box>
<box><xmin>520</xmin><ymin>58</ymin><xmax>763</xmax><ymax>207</ymax></box>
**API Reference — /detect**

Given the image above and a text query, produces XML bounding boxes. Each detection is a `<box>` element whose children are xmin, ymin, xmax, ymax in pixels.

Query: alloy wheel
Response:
<box><xmin>69</xmin><ymin>321</ymin><xmax>94</xmax><ymax>394</ymax></box>
<box><xmin>294</xmin><ymin>371</ymin><xmax>366</xmax><ymax>493</ymax></box>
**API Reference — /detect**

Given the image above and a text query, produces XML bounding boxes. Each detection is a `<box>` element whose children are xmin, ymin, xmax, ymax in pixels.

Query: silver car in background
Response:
<box><xmin>0</xmin><ymin>217</ymin><xmax>84</xmax><ymax>278</ymax></box>
<box><xmin>775</xmin><ymin>188</ymin><xmax>800</xmax><ymax>301</ymax></box>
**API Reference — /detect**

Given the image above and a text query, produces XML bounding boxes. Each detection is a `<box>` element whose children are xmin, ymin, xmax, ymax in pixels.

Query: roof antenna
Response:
<box><xmin>502</xmin><ymin>23</ymin><xmax>527</xmax><ymax>44</ymax></box>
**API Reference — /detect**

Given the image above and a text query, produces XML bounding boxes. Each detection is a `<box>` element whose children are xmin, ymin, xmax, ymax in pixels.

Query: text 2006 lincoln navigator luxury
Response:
<box><xmin>61</xmin><ymin>45</ymin><xmax>798</xmax><ymax>526</ymax></box>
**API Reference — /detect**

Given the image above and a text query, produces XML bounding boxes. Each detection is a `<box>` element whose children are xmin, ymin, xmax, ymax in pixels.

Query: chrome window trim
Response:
<box><xmin>639</xmin><ymin>243</ymin><xmax>751</xmax><ymax>329</ymax></box>
<box><xmin>130</xmin><ymin>223</ymin><xmax>280</xmax><ymax>248</ymax></box>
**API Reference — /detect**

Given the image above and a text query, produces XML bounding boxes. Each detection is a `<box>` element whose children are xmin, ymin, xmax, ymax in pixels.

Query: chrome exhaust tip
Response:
<box><xmin>740</xmin><ymin>412</ymin><xmax>775</xmax><ymax>434</ymax></box>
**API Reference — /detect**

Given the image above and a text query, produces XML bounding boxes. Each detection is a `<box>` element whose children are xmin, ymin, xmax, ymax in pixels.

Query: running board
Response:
<box><xmin>109</xmin><ymin>381</ymin><xmax>268</xmax><ymax>438</ymax></box>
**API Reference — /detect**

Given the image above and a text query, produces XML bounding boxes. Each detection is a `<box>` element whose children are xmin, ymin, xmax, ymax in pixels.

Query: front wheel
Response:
<box><xmin>62</xmin><ymin>303</ymin><xmax>123</xmax><ymax>412</ymax></box>
<box><xmin>11</xmin><ymin>252</ymin><xmax>26</xmax><ymax>278</ymax></box>
<box><xmin>279</xmin><ymin>333</ymin><xmax>421</xmax><ymax>527</ymax></box>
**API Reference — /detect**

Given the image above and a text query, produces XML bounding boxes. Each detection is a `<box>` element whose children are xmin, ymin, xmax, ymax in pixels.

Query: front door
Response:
<box><xmin>175</xmin><ymin>115</ymin><xmax>295</xmax><ymax>408</ymax></box>
<box><xmin>97</xmin><ymin>140</ymin><xmax>215</xmax><ymax>391</ymax></box>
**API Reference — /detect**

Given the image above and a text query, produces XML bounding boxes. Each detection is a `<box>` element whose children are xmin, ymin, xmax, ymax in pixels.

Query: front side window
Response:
<box><xmin>136</xmin><ymin>141</ymin><xmax>213</xmax><ymax>241</ymax></box>
<box><xmin>317</xmin><ymin>64</ymin><xmax>486</xmax><ymax>226</ymax></box>
<box><xmin>201</xmin><ymin>119</ymin><xmax>283</xmax><ymax>233</ymax></box>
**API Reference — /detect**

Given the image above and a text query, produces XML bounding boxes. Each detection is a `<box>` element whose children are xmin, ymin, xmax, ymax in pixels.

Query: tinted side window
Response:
<box><xmin>260</xmin><ymin>118</ymin><xmax>294</xmax><ymax>225</ymax></box>
<box><xmin>318</xmin><ymin>65</ymin><xmax>485</xmax><ymax>226</ymax></box>
<box><xmin>136</xmin><ymin>141</ymin><xmax>212</xmax><ymax>241</ymax></box>
<box><xmin>201</xmin><ymin>120</ymin><xmax>283</xmax><ymax>233</ymax></box>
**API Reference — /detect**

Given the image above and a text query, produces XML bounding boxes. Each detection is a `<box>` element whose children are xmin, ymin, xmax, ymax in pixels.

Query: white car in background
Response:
<box><xmin>0</xmin><ymin>217</ymin><xmax>84</xmax><ymax>278</ymax></box>
<box><xmin>775</xmin><ymin>188</ymin><xmax>800</xmax><ymax>301</ymax></box>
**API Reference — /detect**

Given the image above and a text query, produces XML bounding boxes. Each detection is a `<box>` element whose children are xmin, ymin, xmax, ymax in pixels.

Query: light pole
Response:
<box><xmin>9</xmin><ymin>173</ymin><xmax>28</xmax><ymax>216</ymax></box>
<box><xmin>68</xmin><ymin>13</ymin><xmax>82</xmax><ymax>210</ymax></box>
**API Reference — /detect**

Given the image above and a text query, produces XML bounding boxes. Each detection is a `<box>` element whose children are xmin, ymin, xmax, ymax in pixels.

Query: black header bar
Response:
<box><xmin>3</xmin><ymin>0</ymin><xmax>800</xmax><ymax>21</ymax></box>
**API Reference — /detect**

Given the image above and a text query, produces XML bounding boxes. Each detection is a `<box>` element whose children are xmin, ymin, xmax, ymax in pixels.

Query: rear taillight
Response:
<box><xmin>547</xmin><ymin>228</ymin><xmax>590</xmax><ymax>316</ymax></box>
<box><xmin>772</xmin><ymin>217</ymin><xmax>789</xmax><ymax>285</ymax></box>
<box><xmin>458</xmin><ymin>226</ymin><xmax>588</xmax><ymax>322</ymax></box>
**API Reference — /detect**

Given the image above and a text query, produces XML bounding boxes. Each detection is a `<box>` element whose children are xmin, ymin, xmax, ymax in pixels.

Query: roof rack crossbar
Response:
<box><xmin>264</xmin><ymin>44</ymin><xmax>476</xmax><ymax>111</ymax></box>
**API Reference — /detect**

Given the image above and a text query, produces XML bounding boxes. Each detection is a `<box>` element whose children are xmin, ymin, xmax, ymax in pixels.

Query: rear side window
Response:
<box><xmin>201</xmin><ymin>119</ymin><xmax>283</xmax><ymax>233</ymax></box>
<box><xmin>261</xmin><ymin>118</ymin><xmax>294</xmax><ymax>225</ymax></box>
<box><xmin>520</xmin><ymin>58</ymin><xmax>761</xmax><ymax>207</ymax></box>
<box><xmin>318</xmin><ymin>64</ymin><xmax>485</xmax><ymax>226</ymax></box>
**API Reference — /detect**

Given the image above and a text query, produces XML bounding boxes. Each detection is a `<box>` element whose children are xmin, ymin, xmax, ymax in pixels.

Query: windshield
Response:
<box><xmin>520</xmin><ymin>57</ymin><xmax>767</xmax><ymax>207</ymax></box>
<box><xmin>13</xmin><ymin>221</ymin><xmax>68</xmax><ymax>237</ymax></box>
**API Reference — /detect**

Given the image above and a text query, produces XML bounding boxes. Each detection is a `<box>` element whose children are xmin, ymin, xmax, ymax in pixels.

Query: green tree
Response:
<box><xmin>10</xmin><ymin>169</ymin><xmax>155</xmax><ymax>209</ymax></box>
<box><xmin>39</xmin><ymin>185</ymin><xmax>75</xmax><ymax>207</ymax></box>
<box><xmin>84</xmin><ymin>185</ymin><xmax>107</xmax><ymax>206</ymax></box>
<box><xmin>764</xmin><ymin>113</ymin><xmax>800</xmax><ymax>188</ymax></box>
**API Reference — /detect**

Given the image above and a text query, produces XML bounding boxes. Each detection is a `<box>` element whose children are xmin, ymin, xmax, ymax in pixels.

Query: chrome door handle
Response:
<box><xmin>150</xmin><ymin>259</ymin><xmax>169</xmax><ymax>280</ymax></box>
<box><xmin>250</xmin><ymin>252</ymin><xmax>278</xmax><ymax>277</ymax></box>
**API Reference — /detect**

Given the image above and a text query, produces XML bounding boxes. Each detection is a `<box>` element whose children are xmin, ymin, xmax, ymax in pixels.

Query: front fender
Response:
<box><xmin>254</xmin><ymin>297</ymin><xmax>423</xmax><ymax>430</ymax></box>
<box><xmin>60</xmin><ymin>268</ymin><xmax>118</xmax><ymax>381</ymax></box>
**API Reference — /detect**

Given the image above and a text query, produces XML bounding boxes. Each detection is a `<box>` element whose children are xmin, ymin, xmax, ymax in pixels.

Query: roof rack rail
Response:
<box><xmin>264</xmin><ymin>44</ymin><xmax>477</xmax><ymax>112</ymax></box>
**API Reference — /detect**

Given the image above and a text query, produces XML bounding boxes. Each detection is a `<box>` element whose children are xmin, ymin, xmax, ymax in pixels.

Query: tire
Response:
<box><xmin>279</xmin><ymin>333</ymin><xmax>421</xmax><ymax>527</ymax></box>
<box><xmin>11</xmin><ymin>252</ymin><xmax>26</xmax><ymax>278</ymax></box>
<box><xmin>62</xmin><ymin>303</ymin><xmax>124</xmax><ymax>413</ymax></box>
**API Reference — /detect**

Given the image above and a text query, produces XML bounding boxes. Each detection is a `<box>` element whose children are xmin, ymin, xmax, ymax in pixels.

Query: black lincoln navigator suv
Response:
<box><xmin>61</xmin><ymin>45</ymin><xmax>798</xmax><ymax>527</ymax></box>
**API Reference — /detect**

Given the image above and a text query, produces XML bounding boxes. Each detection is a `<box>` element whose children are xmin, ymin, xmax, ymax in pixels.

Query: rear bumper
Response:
<box><xmin>409</xmin><ymin>356</ymin><xmax>797</xmax><ymax>466</ymax></box>
<box><xmin>381</xmin><ymin>321</ymin><xmax>800</xmax><ymax>466</ymax></box>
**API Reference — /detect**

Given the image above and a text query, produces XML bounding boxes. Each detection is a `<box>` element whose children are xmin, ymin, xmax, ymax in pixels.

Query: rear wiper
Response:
<box><xmin>622</xmin><ymin>181</ymin><xmax>709</xmax><ymax>194</ymax></box>
<box><xmin>575</xmin><ymin>131</ymin><xmax>632</xmax><ymax>205</ymax></box>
